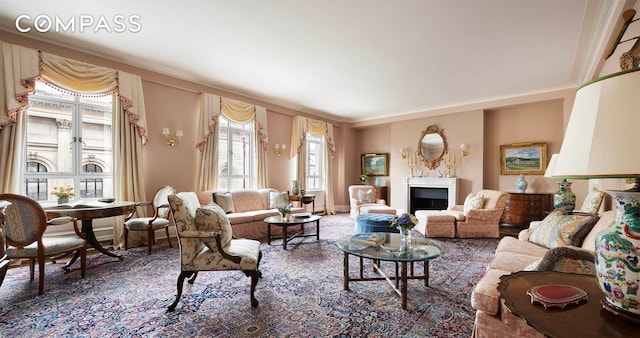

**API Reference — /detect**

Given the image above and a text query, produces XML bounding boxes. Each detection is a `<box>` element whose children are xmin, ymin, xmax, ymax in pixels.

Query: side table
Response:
<box><xmin>498</xmin><ymin>271</ymin><xmax>637</xmax><ymax>337</ymax></box>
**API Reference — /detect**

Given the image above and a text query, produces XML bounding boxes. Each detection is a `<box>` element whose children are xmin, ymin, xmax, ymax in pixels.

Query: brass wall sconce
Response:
<box><xmin>400</xmin><ymin>148</ymin><xmax>407</xmax><ymax>159</ymax></box>
<box><xmin>162</xmin><ymin>128</ymin><xmax>183</xmax><ymax>146</ymax></box>
<box><xmin>460</xmin><ymin>144</ymin><xmax>469</xmax><ymax>157</ymax></box>
<box><xmin>274</xmin><ymin>143</ymin><xmax>286</xmax><ymax>156</ymax></box>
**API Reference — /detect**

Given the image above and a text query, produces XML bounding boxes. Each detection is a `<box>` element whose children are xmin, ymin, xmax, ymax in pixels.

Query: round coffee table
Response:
<box><xmin>335</xmin><ymin>233</ymin><xmax>442</xmax><ymax>309</ymax></box>
<box><xmin>264</xmin><ymin>214</ymin><xmax>321</xmax><ymax>250</ymax></box>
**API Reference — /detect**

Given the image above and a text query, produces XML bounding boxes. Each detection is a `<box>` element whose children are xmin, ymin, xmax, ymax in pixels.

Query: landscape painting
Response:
<box><xmin>500</xmin><ymin>143</ymin><xmax>547</xmax><ymax>175</ymax></box>
<box><xmin>361</xmin><ymin>153</ymin><xmax>389</xmax><ymax>176</ymax></box>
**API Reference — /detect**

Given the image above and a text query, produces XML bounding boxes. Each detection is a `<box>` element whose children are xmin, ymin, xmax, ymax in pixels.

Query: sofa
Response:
<box><xmin>197</xmin><ymin>189</ymin><xmax>304</xmax><ymax>240</ymax></box>
<box><xmin>471</xmin><ymin>209</ymin><xmax>616</xmax><ymax>337</ymax></box>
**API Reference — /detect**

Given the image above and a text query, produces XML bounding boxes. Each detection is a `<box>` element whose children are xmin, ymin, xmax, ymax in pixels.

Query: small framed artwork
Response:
<box><xmin>361</xmin><ymin>153</ymin><xmax>389</xmax><ymax>176</ymax></box>
<box><xmin>500</xmin><ymin>143</ymin><xmax>547</xmax><ymax>175</ymax></box>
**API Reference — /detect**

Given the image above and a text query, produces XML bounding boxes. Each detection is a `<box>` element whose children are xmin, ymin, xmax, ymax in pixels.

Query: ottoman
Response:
<box><xmin>359</xmin><ymin>205</ymin><xmax>397</xmax><ymax>215</ymax></box>
<box><xmin>355</xmin><ymin>213</ymin><xmax>399</xmax><ymax>234</ymax></box>
<box><xmin>415</xmin><ymin>210</ymin><xmax>456</xmax><ymax>238</ymax></box>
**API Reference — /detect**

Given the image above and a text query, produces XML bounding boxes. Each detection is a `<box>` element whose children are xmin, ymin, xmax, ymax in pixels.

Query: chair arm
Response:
<box><xmin>464</xmin><ymin>208</ymin><xmax>503</xmax><ymax>221</ymax></box>
<box><xmin>214</xmin><ymin>233</ymin><xmax>241</xmax><ymax>264</ymax></box>
<box><xmin>448</xmin><ymin>205</ymin><xmax>464</xmax><ymax>212</ymax></box>
<box><xmin>124</xmin><ymin>200</ymin><xmax>152</xmax><ymax>221</ymax></box>
<box><xmin>148</xmin><ymin>203</ymin><xmax>171</xmax><ymax>222</ymax></box>
<box><xmin>180</xmin><ymin>230</ymin><xmax>218</xmax><ymax>238</ymax></box>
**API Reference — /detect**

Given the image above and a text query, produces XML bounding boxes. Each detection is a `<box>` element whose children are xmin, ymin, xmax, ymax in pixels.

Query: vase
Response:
<box><xmin>399</xmin><ymin>227</ymin><xmax>412</xmax><ymax>254</ymax></box>
<box><xmin>57</xmin><ymin>196</ymin><xmax>69</xmax><ymax>204</ymax></box>
<box><xmin>280</xmin><ymin>212</ymin><xmax>289</xmax><ymax>222</ymax></box>
<box><xmin>374</xmin><ymin>177</ymin><xmax>381</xmax><ymax>187</ymax></box>
<box><xmin>516</xmin><ymin>174</ymin><xmax>527</xmax><ymax>193</ymax></box>
<box><xmin>291</xmin><ymin>180</ymin><xmax>299</xmax><ymax>195</ymax></box>
<box><xmin>595</xmin><ymin>191</ymin><xmax>640</xmax><ymax>319</ymax></box>
<box><xmin>553</xmin><ymin>180</ymin><xmax>576</xmax><ymax>211</ymax></box>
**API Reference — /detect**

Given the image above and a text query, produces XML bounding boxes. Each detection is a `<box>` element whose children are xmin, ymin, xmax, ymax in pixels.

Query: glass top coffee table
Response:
<box><xmin>335</xmin><ymin>233</ymin><xmax>442</xmax><ymax>309</ymax></box>
<box><xmin>264</xmin><ymin>214</ymin><xmax>321</xmax><ymax>250</ymax></box>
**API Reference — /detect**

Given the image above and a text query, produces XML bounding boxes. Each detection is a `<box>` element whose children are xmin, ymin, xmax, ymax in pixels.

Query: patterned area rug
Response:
<box><xmin>0</xmin><ymin>214</ymin><xmax>498</xmax><ymax>337</ymax></box>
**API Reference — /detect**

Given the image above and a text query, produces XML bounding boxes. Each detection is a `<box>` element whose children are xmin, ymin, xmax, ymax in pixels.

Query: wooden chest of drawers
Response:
<box><xmin>500</xmin><ymin>193</ymin><xmax>552</xmax><ymax>227</ymax></box>
<box><xmin>375</xmin><ymin>186</ymin><xmax>388</xmax><ymax>203</ymax></box>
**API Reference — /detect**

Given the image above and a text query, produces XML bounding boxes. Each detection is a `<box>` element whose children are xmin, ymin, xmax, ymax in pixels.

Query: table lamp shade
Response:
<box><xmin>553</xmin><ymin>69</ymin><xmax>640</xmax><ymax>179</ymax></box>
<box><xmin>544</xmin><ymin>154</ymin><xmax>558</xmax><ymax>177</ymax></box>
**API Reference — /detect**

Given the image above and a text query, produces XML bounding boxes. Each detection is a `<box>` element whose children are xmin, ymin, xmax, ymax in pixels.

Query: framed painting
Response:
<box><xmin>500</xmin><ymin>143</ymin><xmax>547</xmax><ymax>175</ymax></box>
<box><xmin>361</xmin><ymin>153</ymin><xmax>389</xmax><ymax>176</ymax></box>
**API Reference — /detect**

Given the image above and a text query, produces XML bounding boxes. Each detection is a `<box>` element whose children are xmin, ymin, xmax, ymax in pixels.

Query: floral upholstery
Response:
<box><xmin>348</xmin><ymin>185</ymin><xmax>386</xmax><ymax>218</ymax></box>
<box><xmin>0</xmin><ymin>193</ymin><xmax>87</xmax><ymax>295</ymax></box>
<box><xmin>577</xmin><ymin>189</ymin><xmax>605</xmax><ymax>214</ymax></box>
<box><xmin>167</xmin><ymin>192</ymin><xmax>262</xmax><ymax>310</ymax></box>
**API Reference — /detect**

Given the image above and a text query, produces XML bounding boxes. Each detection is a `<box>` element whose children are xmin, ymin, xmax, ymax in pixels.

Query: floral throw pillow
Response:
<box><xmin>269</xmin><ymin>191</ymin><xmax>289</xmax><ymax>209</ymax></box>
<box><xmin>528</xmin><ymin>209</ymin><xmax>599</xmax><ymax>248</ymax></box>
<box><xmin>213</xmin><ymin>192</ymin><xmax>235</xmax><ymax>214</ymax></box>
<box><xmin>358</xmin><ymin>189</ymin><xmax>375</xmax><ymax>204</ymax></box>
<box><xmin>463</xmin><ymin>193</ymin><xmax>484</xmax><ymax>214</ymax></box>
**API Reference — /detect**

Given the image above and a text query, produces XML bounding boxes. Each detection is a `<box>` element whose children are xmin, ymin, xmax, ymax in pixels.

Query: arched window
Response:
<box><xmin>25</xmin><ymin>162</ymin><xmax>48</xmax><ymax>201</ymax></box>
<box><xmin>80</xmin><ymin>164</ymin><xmax>104</xmax><ymax>198</ymax></box>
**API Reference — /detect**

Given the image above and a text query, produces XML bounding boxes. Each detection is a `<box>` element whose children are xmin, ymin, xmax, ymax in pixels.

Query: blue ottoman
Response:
<box><xmin>355</xmin><ymin>213</ymin><xmax>399</xmax><ymax>234</ymax></box>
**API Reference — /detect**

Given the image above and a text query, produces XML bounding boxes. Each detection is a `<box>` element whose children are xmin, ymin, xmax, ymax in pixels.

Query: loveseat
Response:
<box><xmin>197</xmin><ymin>188</ymin><xmax>304</xmax><ymax>239</ymax></box>
<box><xmin>471</xmin><ymin>209</ymin><xmax>616</xmax><ymax>337</ymax></box>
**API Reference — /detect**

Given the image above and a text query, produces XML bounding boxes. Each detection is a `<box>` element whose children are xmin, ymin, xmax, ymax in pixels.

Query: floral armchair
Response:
<box><xmin>348</xmin><ymin>185</ymin><xmax>386</xmax><ymax>218</ymax></box>
<box><xmin>446</xmin><ymin>189</ymin><xmax>508</xmax><ymax>238</ymax></box>
<box><xmin>167</xmin><ymin>192</ymin><xmax>262</xmax><ymax>311</ymax></box>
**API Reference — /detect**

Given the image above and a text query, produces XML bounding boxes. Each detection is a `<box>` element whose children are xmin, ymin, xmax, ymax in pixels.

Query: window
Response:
<box><xmin>217</xmin><ymin>116</ymin><xmax>254</xmax><ymax>190</ymax></box>
<box><xmin>24</xmin><ymin>80</ymin><xmax>113</xmax><ymax>201</ymax></box>
<box><xmin>305</xmin><ymin>133</ymin><xmax>324</xmax><ymax>190</ymax></box>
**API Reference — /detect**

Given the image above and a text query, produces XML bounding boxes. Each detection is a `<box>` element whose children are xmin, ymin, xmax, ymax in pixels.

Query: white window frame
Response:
<box><xmin>305</xmin><ymin>133</ymin><xmax>324</xmax><ymax>191</ymax></box>
<box><xmin>217</xmin><ymin>115</ymin><xmax>255</xmax><ymax>190</ymax></box>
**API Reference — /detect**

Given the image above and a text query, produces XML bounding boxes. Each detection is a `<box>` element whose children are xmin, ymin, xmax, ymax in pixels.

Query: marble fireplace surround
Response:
<box><xmin>404</xmin><ymin>177</ymin><xmax>458</xmax><ymax>214</ymax></box>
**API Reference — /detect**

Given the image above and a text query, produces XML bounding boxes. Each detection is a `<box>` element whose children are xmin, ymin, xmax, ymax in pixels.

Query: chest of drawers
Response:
<box><xmin>500</xmin><ymin>193</ymin><xmax>552</xmax><ymax>227</ymax></box>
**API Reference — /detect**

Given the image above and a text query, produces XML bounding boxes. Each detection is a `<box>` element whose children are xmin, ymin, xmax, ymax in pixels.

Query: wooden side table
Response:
<box><xmin>290</xmin><ymin>195</ymin><xmax>316</xmax><ymax>213</ymax></box>
<box><xmin>498</xmin><ymin>271</ymin><xmax>637</xmax><ymax>337</ymax></box>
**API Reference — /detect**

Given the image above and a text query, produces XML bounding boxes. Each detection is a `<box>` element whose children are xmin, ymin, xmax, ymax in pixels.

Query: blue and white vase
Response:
<box><xmin>516</xmin><ymin>174</ymin><xmax>528</xmax><ymax>193</ymax></box>
<box><xmin>374</xmin><ymin>177</ymin><xmax>381</xmax><ymax>187</ymax></box>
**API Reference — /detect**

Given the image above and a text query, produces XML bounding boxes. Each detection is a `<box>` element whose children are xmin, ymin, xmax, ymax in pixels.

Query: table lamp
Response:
<box><xmin>544</xmin><ymin>153</ymin><xmax>576</xmax><ymax>211</ymax></box>
<box><xmin>553</xmin><ymin>68</ymin><xmax>640</xmax><ymax>322</ymax></box>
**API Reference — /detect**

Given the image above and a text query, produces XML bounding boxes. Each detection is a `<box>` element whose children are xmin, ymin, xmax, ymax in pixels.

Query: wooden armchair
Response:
<box><xmin>167</xmin><ymin>192</ymin><xmax>262</xmax><ymax>311</ymax></box>
<box><xmin>124</xmin><ymin>185</ymin><xmax>175</xmax><ymax>254</ymax></box>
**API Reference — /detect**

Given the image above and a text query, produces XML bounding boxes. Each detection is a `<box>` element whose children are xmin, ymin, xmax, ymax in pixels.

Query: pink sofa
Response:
<box><xmin>197</xmin><ymin>189</ymin><xmax>304</xmax><ymax>239</ymax></box>
<box><xmin>471</xmin><ymin>210</ymin><xmax>616</xmax><ymax>337</ymax></box>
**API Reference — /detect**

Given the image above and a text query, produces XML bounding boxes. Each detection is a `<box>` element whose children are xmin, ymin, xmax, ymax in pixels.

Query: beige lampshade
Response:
<box><xmin>544</xmin><ymin>154</ymin><xmax>558</xmax><ymax>178</ymax></box>
<box><xmin>554</xmin><ymin>69</ymin><xmax>640</xmax><ymax>179</ymax></box>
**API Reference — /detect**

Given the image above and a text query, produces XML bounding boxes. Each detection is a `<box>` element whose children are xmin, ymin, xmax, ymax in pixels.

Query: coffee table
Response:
<box><xmin>264</xmin><ymin>214</ymin><xmax>321</xmax><ymax>250</ymax></box>
<box><xmin>335</xmin><ymin>233</ymin><xmax>442</xmax><ymax>309</ymax></box>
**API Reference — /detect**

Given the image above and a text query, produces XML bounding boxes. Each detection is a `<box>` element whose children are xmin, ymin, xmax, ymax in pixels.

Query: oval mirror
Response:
<box><xmin>418</xmin><ymin>125</ymin><xmax>447</xmax><ymax>170</ymax></box>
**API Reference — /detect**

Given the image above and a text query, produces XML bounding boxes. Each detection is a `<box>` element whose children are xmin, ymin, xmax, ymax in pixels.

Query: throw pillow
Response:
<box><xmin>463</xmin><ymin>193</ymin><xmax>484</xmax><ymax>214</ymax></box>
<box><xmin>535</xmin><ymin>246</ymin><xmax>596</xmax><ymax>275</ymax></box>
<box><xmin>358</xmin><ymin>189</ymin><xmax>375</xmax><ymax>204</ymax></box>
<box><xmin>528</xmin><ymin>209</ymin><xmax>599</xmax><ymax>249</ymax></box>
<box><xmin>269</xmin><ymin>191</ymin><xmax>289</xmax><ymax>209</ymax></box>
<box><xmin>213</xmin><ymin>192</ymin><xmax>235</xmax><ymax>214</ymax></box>
<box><xmin>195</xmin><ymin>203</ymin><xmax>233</xmax><ymax>250</ymax></box>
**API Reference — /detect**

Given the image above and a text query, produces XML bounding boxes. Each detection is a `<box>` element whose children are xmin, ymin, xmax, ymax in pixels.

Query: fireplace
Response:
<box><xmin>404</xmin><ymin>177</ymin><xmax>458</xmax><ymax>214</ymax></box>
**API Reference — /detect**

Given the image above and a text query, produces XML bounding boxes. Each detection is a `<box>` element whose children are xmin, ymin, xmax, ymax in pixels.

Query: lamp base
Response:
<box><xmin>553</xmin><ymin>180</ymin><xmax>576</xmax><ymax>211</ymax></box>
<box><xmin>601</xmin><ymin>297</ymin><xmax>640</xmax><ymax>324</ymax></box>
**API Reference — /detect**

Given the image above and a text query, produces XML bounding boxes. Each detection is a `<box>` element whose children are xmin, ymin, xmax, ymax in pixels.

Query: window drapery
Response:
<box><xmin>290</xmin><ymin>116</ymin><xmax>336</xmax><ymax>214</ymax></box>
<box><xmin>0</xmin><ymin>40</ymin><xmax>148</xmax><ymax>248</ymax></box>
<box><xmin>196</xmin><ymin>95</ymin><xmax>269</xmax><ymax>190</ymax></box>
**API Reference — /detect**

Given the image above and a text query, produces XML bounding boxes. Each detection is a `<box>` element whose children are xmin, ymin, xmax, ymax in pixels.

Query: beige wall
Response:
<box><xmin>1</xmin><ymin>30</ymin><xmax>607</xmax><ymax>212</ymax></box>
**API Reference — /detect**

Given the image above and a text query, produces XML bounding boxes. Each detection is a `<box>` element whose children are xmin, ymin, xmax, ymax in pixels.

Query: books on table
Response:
<box><xmin>350</xmin><ymin>233</ymin><xmax>384</xmax><ymax>247</ymax></box>
<box><xmin>42</xmin><ymin>200</ymin><xmax>114</xmax><ymax>209</ymax></box>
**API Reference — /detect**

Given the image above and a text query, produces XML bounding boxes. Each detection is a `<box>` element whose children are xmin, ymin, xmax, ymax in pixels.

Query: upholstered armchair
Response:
<box><xmin>348</xmin><ymin>185</ymin><xmax>386</xmax><ymax>218</ymax></box>
<box><xmin>448</xmin><ymin>189</ymin><xmax>508</xmax><ymax>238</ymax></box>
<box><xmin>167</xmin><ymin>192</ymin><xmax>262</xmax><ymax>311</ymax></box>
<box><xmin>124</xmin><ymin>185</ymin><xmax>175</xmax><ymax>254</ymax></box>
<box><xmin>0</xmin><ymin>193</ymin><xmax>87</xmax><ymax>295</ymax></box>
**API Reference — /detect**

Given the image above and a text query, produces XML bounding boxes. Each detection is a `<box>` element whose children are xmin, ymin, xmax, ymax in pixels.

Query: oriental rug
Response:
<box><xmin>0</xmin><ymin>214</ymin><xmax>498</xmax><ymax>337</ymax></box>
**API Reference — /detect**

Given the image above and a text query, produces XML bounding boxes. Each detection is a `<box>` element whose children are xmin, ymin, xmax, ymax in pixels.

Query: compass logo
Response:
<box><xmin>15</xmin><ymin>14</ymin><xmax>142</xmax><ymax>33</ymax></box>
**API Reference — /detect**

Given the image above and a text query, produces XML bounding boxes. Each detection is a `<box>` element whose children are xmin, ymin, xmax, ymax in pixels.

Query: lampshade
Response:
<box><xmin>553</xmin><ymin>68</ymin><xmax>640</xmax><ymax>179</ymax></box>
<box><xmin>544</xmin><ymin>153</ymin><xmax>558</xmax><ymax>178</ymax></box>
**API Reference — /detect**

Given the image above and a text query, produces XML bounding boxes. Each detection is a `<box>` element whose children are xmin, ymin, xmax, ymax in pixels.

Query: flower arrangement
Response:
<box><xmin>359</xmin><ymin>174</ymin><xmax>368</xmax><ymax>183</ymax></box>
<box><xmin>276</xmin><ymin>203</ymin><xmax>292</xmax><ymax>216</ymax></box>
<box><xmin>390</xmin><ymin>213</ymin><xmax>418</xmax><ymax>230</ymax></box>
<box><xmin>51</xmin><ymin>185</ymin><xmax>76</xmax><ymax>199</ymax></box>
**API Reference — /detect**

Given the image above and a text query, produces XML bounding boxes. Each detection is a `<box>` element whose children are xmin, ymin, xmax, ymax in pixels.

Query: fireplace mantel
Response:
<box><xmin>403</xmin><ymin>177</ymin><xmax>458</xmax><ymax>213</ymax></box>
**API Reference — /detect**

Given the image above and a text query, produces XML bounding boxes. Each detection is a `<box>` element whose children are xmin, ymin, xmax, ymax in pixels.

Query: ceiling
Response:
<box><xmin>0</xmin><ymin>1</ymin><xmax>625</xmax><ymax>122</ymax></box>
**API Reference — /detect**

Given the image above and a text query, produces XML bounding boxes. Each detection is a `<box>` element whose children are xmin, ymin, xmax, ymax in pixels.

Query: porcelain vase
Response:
<box><xmin>57</xmin><ymin>196</ymin><xmax>69</xmax><ymax>204</ymax></box>
<box><xmin>516</xmin><ymin>174</ymin><xmax>528</xmax><ymax>193</ymax></box>
<box><xmin>554</xmin><ymin>180</ymin><xmax>576</xmax><ymax>211</ymax></box>
<box><xmin>291</xmin><ymin>180</ymin><xmax>299</xmax><ymax>195</ymax></box>
<box><xmin>595</xmin><ymin>191</ymin><xmax>640</xmax><ymax>319</ymax></box>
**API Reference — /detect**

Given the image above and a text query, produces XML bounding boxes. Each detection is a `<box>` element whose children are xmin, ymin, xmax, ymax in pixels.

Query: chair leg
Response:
<box><xmin>80</xmin><ymin>247</ymin><xmax>86</xmax><ymax>279</ymax></box>
<box><xmin>165</xmin><ymin>227</ymin><xmax>173</xmax><ymax>248</ymax></box>
<box><xmin>148</xmin><ymin>228</ymin><xmax>154</xmax><ymax>255</ymax></box>
<box><xmin>124</xmin><ymin>227</ymin><xmax>129</xmax><ymax>251</ymax></box>
<box><xmin>243</xmin><ymin>269</ymin><xmax>260</xmax><ymax>307</ymax></box>
<box><xmin>38</xmin><ymin>257</ymin><xmax>45</xmax><ymax>295</ymax></box>
<box><xmin>188</xmin><ymin>272</ymin><xmax>198</xmax><ymax>284</ymax></box>
<box><xmin>29</xmin><ymin>258</ymin><xmax>35</xmax><ymax>281</ymax></box>
<box><xmin>167</xmin><ymin>271</ymin><xmax>193</xmax><ymax>312</ymax></box>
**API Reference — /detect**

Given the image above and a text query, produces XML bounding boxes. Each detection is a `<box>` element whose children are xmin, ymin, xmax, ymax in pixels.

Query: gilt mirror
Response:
<box><xmin>418</xmin><ymin>125</ymin><xmax>447</xmax><ymax>170</ymax></box>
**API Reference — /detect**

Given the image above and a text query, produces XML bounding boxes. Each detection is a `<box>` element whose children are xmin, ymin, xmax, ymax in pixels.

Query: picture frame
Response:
<box><xmin>500</xmin><ymin>143</ymin><xmax>547</xmax><ymax>175</ymax></box>
<box><xmin>361</xmin><ymin>153</ymin><xmax>389</xmax><ymax>176</ymax></box>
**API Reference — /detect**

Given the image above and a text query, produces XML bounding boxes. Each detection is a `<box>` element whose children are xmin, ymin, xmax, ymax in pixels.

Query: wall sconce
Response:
<box><xmin>400</xmin><ymin>148</ymin><xmax>407</xmax><ymax>159</ymax></box>
<box><xmin>460</xmin><ymin>144</ymin><xmax>469</xmax><ymax>157</ymax></box>
<box><xmin>162</xmin><ymin>128</ymin><xmax>182</xmax><ymax>146</ymax></box>
<box><xmin>274</xmin><ymin>143</ymin><xmax>286</xmax><ymax>156</ymax></box>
